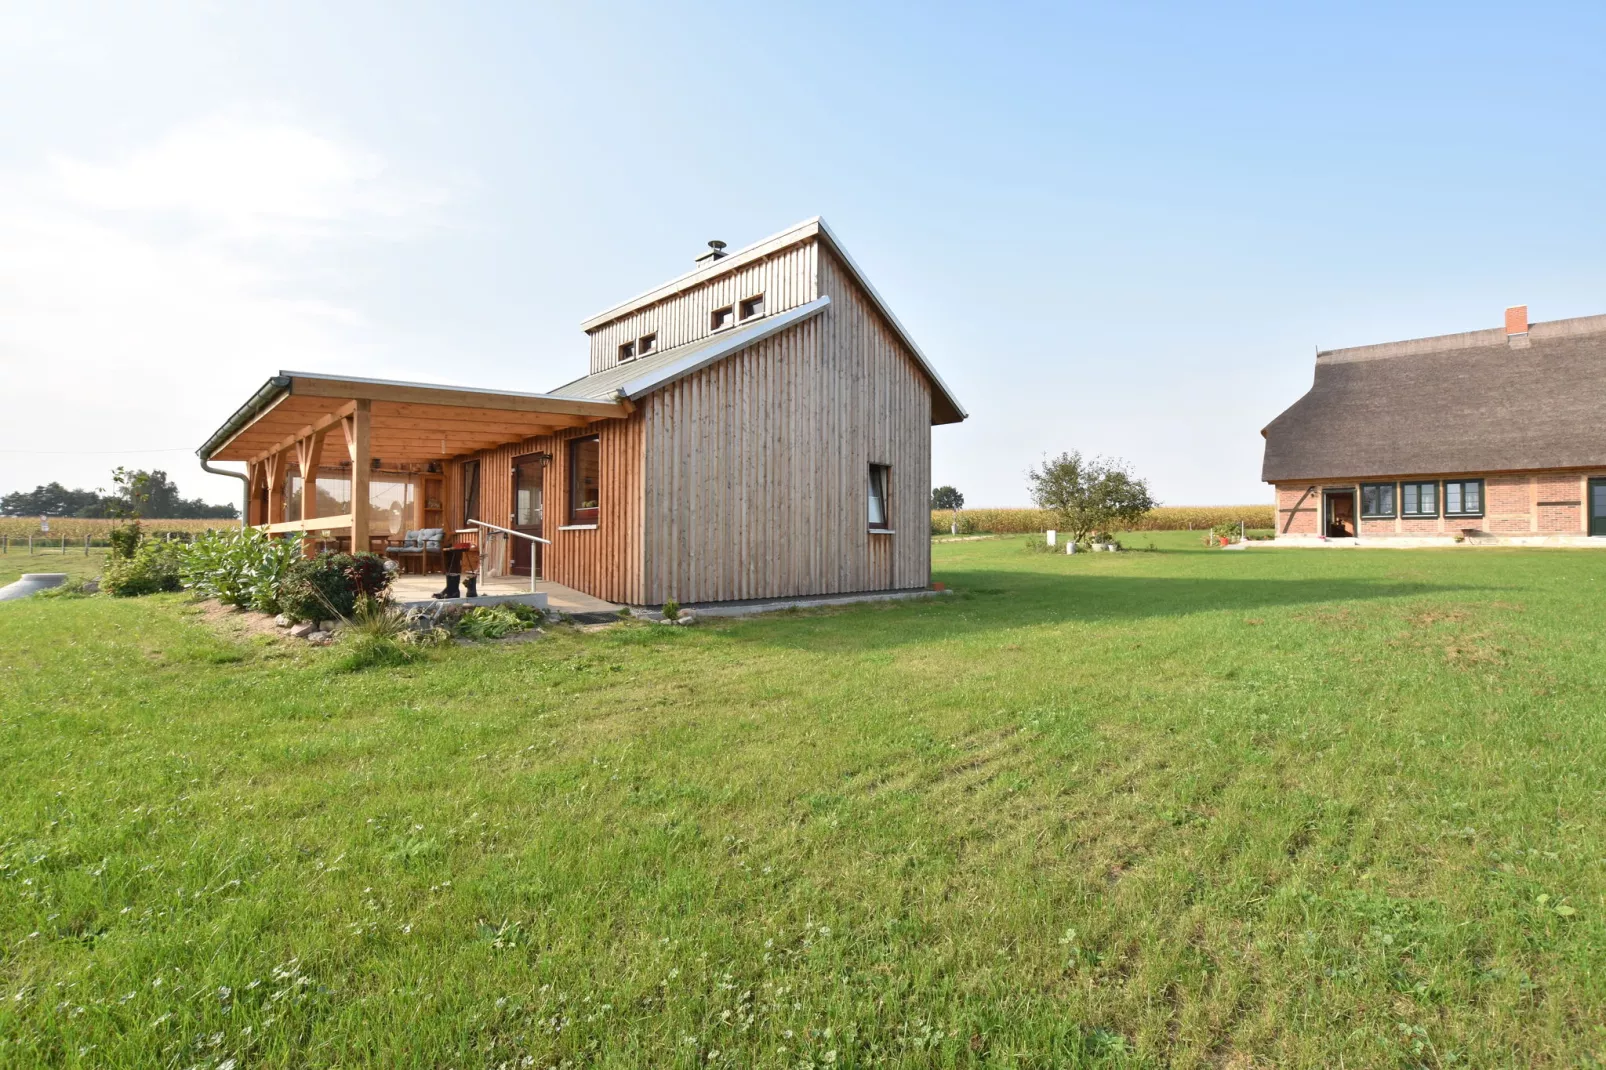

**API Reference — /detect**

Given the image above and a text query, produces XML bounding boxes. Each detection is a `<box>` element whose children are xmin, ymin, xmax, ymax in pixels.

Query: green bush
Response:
<box><xmin>180</xmin><ymin>528</ymin><xmax>305</xmax><ymax>613</ymax></box>
<box><xmin>36</xmin><ymin>577</ymin><xmax>96</xmax><ymax>600</ymax></box>
<box><xmin>279</xmin><ymin>552</ymin><xmax>393</xmax><ymax>623</ymax></box>
<box><xmin>102</xmin><ymin>538</ymin><xmax>184</xmax><ymax>597</ymax></box>
<box><xmin>455</xmin><ymin>604</ymin><xmax>539</xmax><ymax>640</ymax></box>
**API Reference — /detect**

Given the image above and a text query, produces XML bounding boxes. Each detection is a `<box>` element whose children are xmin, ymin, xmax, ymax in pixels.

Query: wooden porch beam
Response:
<box><xmin>264</xmin><ymin>451</ymin><xmax>286</xmax><ymax>527</ymax></box>
<box><xmin>259</xmin><ymin>513</ymin><xmax>355</xmax><ymax>535</ymax></box>
<box><xmin>246</xmin><ymin>401</ymin><xmax>358</xmax><ymax>468</ymax></box>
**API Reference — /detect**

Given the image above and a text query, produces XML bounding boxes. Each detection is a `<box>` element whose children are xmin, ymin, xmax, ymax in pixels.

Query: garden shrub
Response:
<box><xmin>102</xmin><ymin>538</ymin><xmax>184</xmax><ymax>597</ymax></box>
<box><xmin>455</xmin><ymin>603</ymin><xmax>539</xmax><ymax>640</ymax></box>
<box><xmin>180</xmin><ymin>528</ymin><xmax>305</xmax><ymax>613</ymax></box>
<box><xmin>279</xmin><ymin>552</ymin><xmax>393</xmax><ymax>623</ymax></box>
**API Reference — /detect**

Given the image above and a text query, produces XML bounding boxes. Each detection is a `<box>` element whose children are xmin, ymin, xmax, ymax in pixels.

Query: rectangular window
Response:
<box><xmin>1360</xmin><ymin>482</ymin><xmax>1396</xmax><ymax>518</ymax></box>
<box><xmin>568</xmin><ymin>436</ymin><xmax>601</xmax><ymax>525</ymax></box>
<box><xmin>739</xmin><ymin>294</ymin><xmax>764</xmax><ymax>320</ymax></box>
<box><xmin>1401</xmin><ymin>481</ymin><xmax>1438</xmax><ymax>517</ymax></box>
<box><xmin>638</xmin><ymin>333</ymin><xmax>656</xmax><ymax>355</ymax></box>
<box><xmin>617</xmin><ymin>340</ymin><xmax>635</xmax><ymax>362</ymax></box>
<box><xmin>710</xmin><ymin>305</ymin><xmax>734</xmax><ymax>331</ymax></box>
<box><xmin>1445</xmin><ymin>478</ymin><xmax>1484</xmax><ymax>517</ymax></box>
<box><xmin>868</xmin><ymin>464</ymin><xmax>891</xmax><ymax>530</ymax></box>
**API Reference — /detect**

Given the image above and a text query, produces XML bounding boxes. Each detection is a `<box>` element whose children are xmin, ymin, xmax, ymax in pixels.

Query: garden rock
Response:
<box><xmin>288</xmin><ymin>621</ymin><xmax>316</xmax><ymax>638</ymax></box>
<box><xmin>275</xmin><ymin>614</ymin><xmax>291</xmax><ymax>628</ymax></box>
<box><xmin>306</xmin><ymin>631</ymin><xmax>333</xmax><ymax>645</ymax></box>
<box><xmin>320</xmin><ymin>619</ymin><xmax>338</xmax><ymax>633</ymax></box>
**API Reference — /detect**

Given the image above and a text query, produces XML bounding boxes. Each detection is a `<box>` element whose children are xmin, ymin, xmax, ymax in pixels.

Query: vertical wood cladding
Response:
<box><xmin>638</xmin><ymin>242</ymin><xmax>933</xmax><ymax>603</ymax></box>
<box><xmin>586</xmin><ymin>242</ymin><xmax>818</xmax><ymax>374</ymax></box>
<box><xmin>447</xmin><ymin>417</ymin><xmax>645</xmax><ymax>605</ymax></box>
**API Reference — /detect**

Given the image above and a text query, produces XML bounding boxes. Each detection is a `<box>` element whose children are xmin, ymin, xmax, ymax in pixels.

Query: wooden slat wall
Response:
<box><xmin>638</xmin><ymin>241</ymin><xmax>933</xmax><ymax>604</ymax></box>
<box><xmin>586</xmin><ymin>242</ymin><xmax>818</xmax><ymax>374</ymax></box>
<box><xmin>445</xmin><ymin>417</ymin><xmax>646</xmax><ymax>604</ymax></box>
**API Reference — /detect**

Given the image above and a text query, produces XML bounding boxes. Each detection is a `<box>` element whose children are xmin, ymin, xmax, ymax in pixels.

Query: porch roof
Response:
<box><xmin>199</xmin><ymin>372</ymin><xmax>629</xmax><ymax>466</ymax></box>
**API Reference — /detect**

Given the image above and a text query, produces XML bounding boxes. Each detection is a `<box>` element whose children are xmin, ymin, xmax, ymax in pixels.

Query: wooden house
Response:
<box><xmin>1262</xmin><ymin>306</ymin><xmax>1606</xmax><ymax>545</ymax></box>
<box><xmin>197</xmin><ymin>218</ymin><xmax>966</xmax><ymax>604</ymax></box>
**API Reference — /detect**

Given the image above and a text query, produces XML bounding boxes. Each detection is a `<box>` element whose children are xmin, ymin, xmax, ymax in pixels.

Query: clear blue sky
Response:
<box><xmin>2</xmin><ymin>1</ymin><xmax>1601</xmax><ymax>508</ymax></box>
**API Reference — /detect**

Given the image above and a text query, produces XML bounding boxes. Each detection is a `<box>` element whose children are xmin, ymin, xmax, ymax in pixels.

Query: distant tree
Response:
<box><xmin>1026</xmin><ymin>451</ymin><xmax>1155</xmax><ymax>545</ymax></box>
<box><xmin>0</xmin><ymin>482</ymin><xmax>105</xmax><ymax>517</ymax></box>
<box><xmin>930</xmin><ymin>486</ymin><xmax>964</xmax><ymax>511</ymax></box>
<box><xmin>0</xmin><ymin>470</ymin><xmax>237</xmax><ymax>520</ymax></box>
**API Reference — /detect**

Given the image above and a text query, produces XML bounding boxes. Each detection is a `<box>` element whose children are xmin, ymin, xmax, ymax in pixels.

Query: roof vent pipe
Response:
<box><xmin>694</xmin><ymin>239</ymin><xmax>728</xmax><ymax>265</ymax></box>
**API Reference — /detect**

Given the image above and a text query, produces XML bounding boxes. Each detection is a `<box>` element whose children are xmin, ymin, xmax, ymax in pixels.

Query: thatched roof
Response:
<box><xmin>1261</xmin><ymin>313</ymin><xmax>1606</xmax><ymax>482</ymax></box>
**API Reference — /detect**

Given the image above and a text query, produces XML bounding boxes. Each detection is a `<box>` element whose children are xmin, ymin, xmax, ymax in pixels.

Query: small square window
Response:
<box><xmin>711</xmin><ymin>306</ymin><xmax>734</xmax><ymax>331</ymax></box>
<box><xmin>1360</xmin><ymin>482</ymin><xmax>1396</xmax><ymax>518</ymax></box>
<box><xmin>617</xmin><ymin>340</ymin><xmax>636</xmax><ymax>362</ymax></box>
<box><xmin>739</xmin><ymin>294</ymin><xmax>764</xmax><ymax>320</ymax></box>
<box><xmin>638</xmin><ymin>333</ymin><xmax>657</xmax><ymax>356</ymax></box>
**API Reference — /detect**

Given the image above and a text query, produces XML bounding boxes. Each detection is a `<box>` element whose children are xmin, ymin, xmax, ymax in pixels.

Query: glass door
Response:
<box><xmin>1590</xmin><ymin>479</ymin><xmax>1606</xmax><ymax>537</ymax></box>
<box><xmin>511</xmin><ymin>455</ymin><xmax>544</xmax><ymax>576</ymax></box>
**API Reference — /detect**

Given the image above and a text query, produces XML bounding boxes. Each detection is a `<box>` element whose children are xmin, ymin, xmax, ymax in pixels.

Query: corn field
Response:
<box><xmin>930</xmin><ymin>505</ymin><xmax>1275</xmax><ymax>536</ymax></box>
<box><xmin>0</xmin><ymin>517</ymin><xmax>224</xmax><ymax>538</ymax></box>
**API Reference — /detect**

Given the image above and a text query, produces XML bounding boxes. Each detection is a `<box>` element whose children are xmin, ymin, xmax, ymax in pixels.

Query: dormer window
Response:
<box><xmin>638</xmin><ymin>333</ymin><xmax>657</xmax><ymax>356</ymax></box>
<box><xmin>739</xmin><ymin>294</ymin><xmax>765</xmax><ymax>321</ymax></box>
<box><xmin>710</xmin><ymin>305</ymin><xmax>734</xmax><ymax>331</ymax></box>
<box><xmin>617</xmin><ymin>340</ymin><xmax>636</xmax><ymax>362</ymax></box>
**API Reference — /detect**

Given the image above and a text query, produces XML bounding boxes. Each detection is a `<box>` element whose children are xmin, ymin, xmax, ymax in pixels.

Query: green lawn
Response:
<box><xmin>2</xmin><ymin>536</ymin><xmax>1605</xmax><ymax>1068</ymax></box>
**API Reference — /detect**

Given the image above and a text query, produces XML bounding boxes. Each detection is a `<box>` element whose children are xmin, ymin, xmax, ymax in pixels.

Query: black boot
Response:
<box><xmin>465</xmin><ymin>575</ymin><xmax>478</xmax><ymax>598</ymax></box>
<box><xmin>434</xmin><ymin>574</ymin><xmax>461</xmax><ymax>599</ymax></box>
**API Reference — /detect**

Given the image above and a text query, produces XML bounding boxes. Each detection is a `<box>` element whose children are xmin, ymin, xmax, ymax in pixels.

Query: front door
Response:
<box><xmin>1325</xmin><ymin>489</ymin><xmax>1356</xmax><ymax>537</ymax></box>
<box><xmin>511</xmin><ymin>454</ymin><xmax>544</xmax><ymax>576</ymax></box>
<box><xmin>1590</xmin><ymin>479</ymin><xmax>1606</xmax><ymax>537</ymax></box>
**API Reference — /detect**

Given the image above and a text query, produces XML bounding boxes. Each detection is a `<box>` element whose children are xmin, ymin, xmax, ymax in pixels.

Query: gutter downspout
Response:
<box><xmin>199</xmin><ymin>457</ymin><xmax>251</xmax><ymax>531</ymax></box>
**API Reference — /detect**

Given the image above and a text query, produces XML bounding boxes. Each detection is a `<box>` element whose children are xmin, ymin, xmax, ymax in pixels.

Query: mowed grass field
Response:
<box><xmin>3</xmin><ymin>536</ymin><xmax>1605</xmax><ymax>1068</ymax></box>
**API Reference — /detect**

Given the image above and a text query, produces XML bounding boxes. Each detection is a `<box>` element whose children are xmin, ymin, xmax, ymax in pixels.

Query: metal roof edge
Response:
<box><xmin>812</xmin><ymin>218</ymin><xmax>968</xmax><ymax>423</ymax></box>
<box><xmin>197</xmin><ymin>376</ymin><xmax>291</xmax><ymax>460</ymax></box>
<box><xmin>275</xmin><ymin>370</ymin><xmax>587</xmax><ymax>401</ymax></box>
<box><xmin>579</xmin><ymin>218</ymin><xmax>824</xmax><ymax>331</ymax></box>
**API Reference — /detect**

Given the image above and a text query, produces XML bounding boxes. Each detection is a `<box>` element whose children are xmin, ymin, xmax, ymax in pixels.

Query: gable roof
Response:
<box><xmin>581</xmin><ymin>217</ymin><xmax>966</xmax><ymax>424</ymax></box>
<box><xmin>1261</xmin><ymin>313</ymin><xmax>1606</xmax><ymax>482</ymax></box>
<box><xmin>550</xmin><ymin>297</ymin><xmax>832</xmax><ymax>401</ymax></box>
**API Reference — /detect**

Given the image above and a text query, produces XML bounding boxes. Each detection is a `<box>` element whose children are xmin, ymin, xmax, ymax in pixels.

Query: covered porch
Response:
<box><xmin>198</xmin><ymin>371</ymin><xmax>629</xmax><ymax>584</ymax></box>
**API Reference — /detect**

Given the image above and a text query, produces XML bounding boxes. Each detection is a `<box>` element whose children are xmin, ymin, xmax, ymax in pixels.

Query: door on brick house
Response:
<box><xmin>1589</xmin><ymin>479</ymin><xmax>1606</xmax><ymax>537</ymax></box>
<box><xmin>510</xmin><ymin>454</ymin><xmax>544</xmax><ymax>576</ymax></box>
<box><xmin>1324</xmin><ymin>489</ymin><xmax>1357</xmax><ymax>538</ymax></box>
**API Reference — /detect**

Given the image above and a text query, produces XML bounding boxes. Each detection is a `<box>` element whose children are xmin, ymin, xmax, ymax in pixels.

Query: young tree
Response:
<box><xmin>931</xmin><ymin>485</ymin><xmax>965</xmax><ymax>535</ymax></box>
<box><xmin>1026</xmin><ymin>451</ymin><xmax>1155</xmax><ymax>545</ymax></box>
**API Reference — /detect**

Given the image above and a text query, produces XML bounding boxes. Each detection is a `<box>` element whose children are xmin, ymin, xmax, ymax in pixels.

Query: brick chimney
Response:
<box><xmin>1506</xmin><ymin>304</ymin><xmax>1529</xmax><ymax>348</ymax></box>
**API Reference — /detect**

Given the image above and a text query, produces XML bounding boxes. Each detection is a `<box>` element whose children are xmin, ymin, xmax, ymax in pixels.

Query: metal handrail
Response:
<box><xmin>459</xmin><ymin>518</ymin><xmax>550</xmax><ymax>593</ymax></box>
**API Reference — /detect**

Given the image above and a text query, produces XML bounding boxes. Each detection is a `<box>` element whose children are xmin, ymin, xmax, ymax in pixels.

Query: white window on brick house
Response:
<box><xmin>1401</xmin><ymin>482</ymin><xmax>1438</xmax><ymax>517</ymax></box>
<box><xmin>1445</xmin><ymin>479</ymin><xmax>1484</xmax><ymax>517</ymax></box>
<box><xmin>1360</xmin><ymin>482</ymin><xmax>1396</xmax><ymax>518</ymax></box>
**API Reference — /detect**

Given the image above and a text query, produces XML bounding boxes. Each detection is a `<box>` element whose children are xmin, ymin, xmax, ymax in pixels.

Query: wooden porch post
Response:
<box><xmin>348</xmin><ymin>399</ymin><xmax>372</xmax><ymax>554</ymax></box>
<box><xmin>296</xmin><ymin>431</ymin><xmax>325</xmax><ymax>557</ymax></box>
<box><xmin>265</xmin><ymin>452</ymin><xmax>285</xmax><ymax>527</ymax></box>
<box><xmin>247</xmin><ymin>461</ymin><xmax>266</xmax><ymax>527</ymax></box>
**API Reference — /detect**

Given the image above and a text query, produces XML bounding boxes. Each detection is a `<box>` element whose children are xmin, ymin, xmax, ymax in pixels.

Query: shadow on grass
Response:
<box><xmin>728</xmin><ymin>569</ymin><xmax>1483</xmax><ymax>651</ymax></box>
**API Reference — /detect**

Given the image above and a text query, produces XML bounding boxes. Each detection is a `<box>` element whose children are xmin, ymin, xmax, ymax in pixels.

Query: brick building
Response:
<box><xmin>1261</xmin><ymin>307</ymin><xmax>1606</xmax><ymax>545</ymax></box>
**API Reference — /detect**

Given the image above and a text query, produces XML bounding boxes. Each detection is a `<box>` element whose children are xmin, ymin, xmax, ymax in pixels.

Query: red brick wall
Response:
<box><xmin>1276</xmin><ymin>484</ymin><xmax>1319</xmax><ymax>534</ymax></box>
<box><xmin>1536</xmin><ymin>473</ymin><xmax>1583</xmax><ymax>533</ymax></box>
<box><xmin>1271</xmin><ymin>471</ymin><xmax>1605</xmax><ymax>537</ymax></box>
